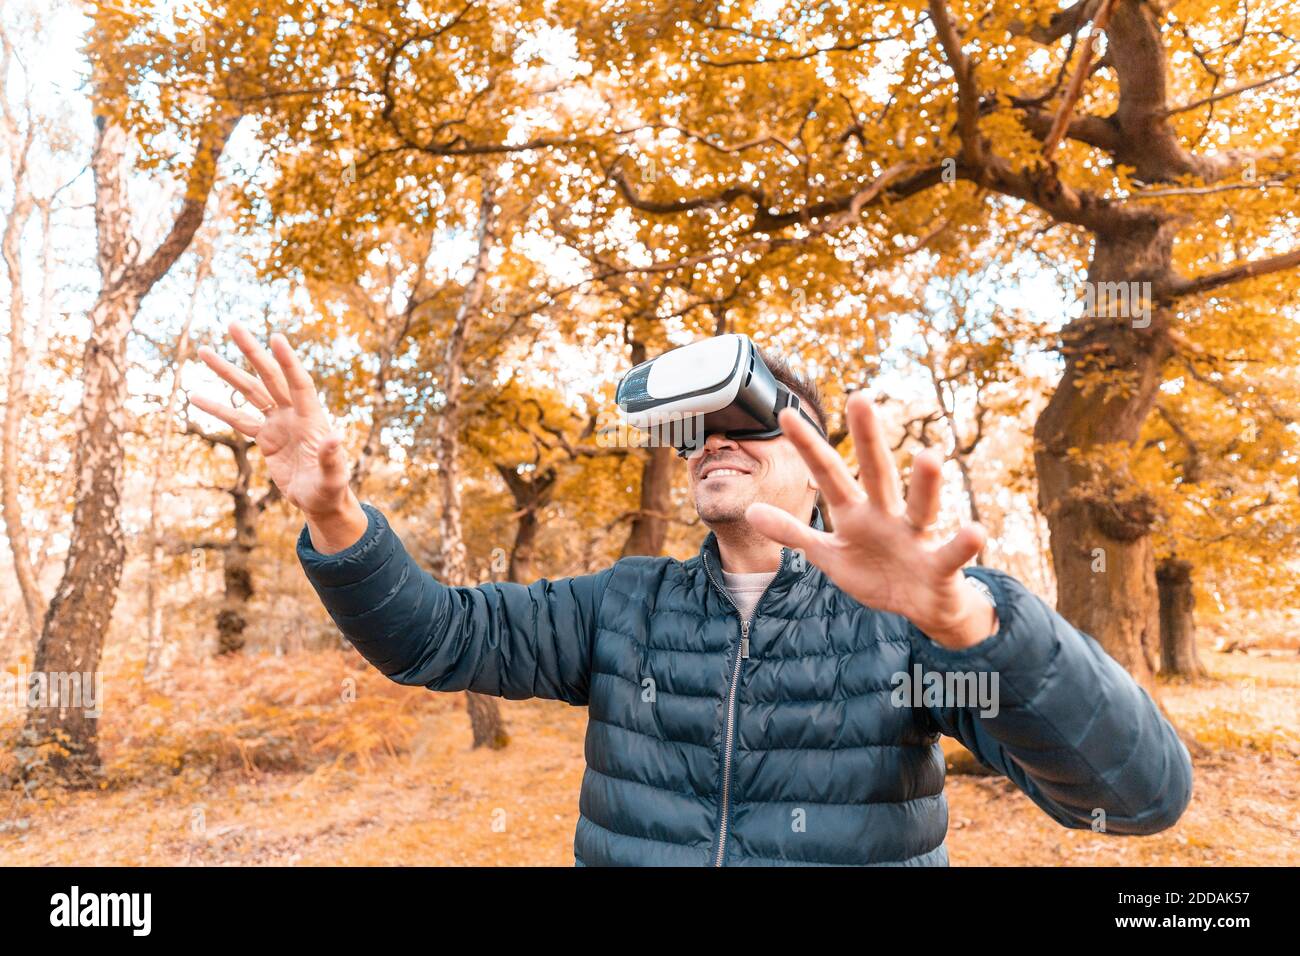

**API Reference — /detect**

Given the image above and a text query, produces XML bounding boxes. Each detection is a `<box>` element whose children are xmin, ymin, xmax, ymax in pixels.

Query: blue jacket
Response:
<box><xmin>297</xmin><ymin>502</ymin><xmax>1192</xmax><ymax>865</ymax></box>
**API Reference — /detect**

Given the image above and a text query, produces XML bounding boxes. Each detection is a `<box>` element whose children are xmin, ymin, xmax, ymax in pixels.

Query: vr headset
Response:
<box><xmin>615</xmin><ymin>333</ymin><xmax>826</xmax><ymax>458</ymax></box>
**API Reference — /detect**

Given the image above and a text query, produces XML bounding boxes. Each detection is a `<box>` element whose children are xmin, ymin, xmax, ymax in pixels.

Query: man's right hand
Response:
<box><xmin>189</xmin><ymin>319</ymin><xmax>369</xmax><ymax>554</ymax></box>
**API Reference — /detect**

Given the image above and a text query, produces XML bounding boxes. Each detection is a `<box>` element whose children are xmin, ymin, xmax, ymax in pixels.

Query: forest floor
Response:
<box><xmin>0</xmin><ymin>623</ymin><xmax>1296</xmax><ymax>866</ymax></box>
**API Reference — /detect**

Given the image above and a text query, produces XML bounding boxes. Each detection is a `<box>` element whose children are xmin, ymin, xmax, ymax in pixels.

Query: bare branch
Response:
<box><xmin>697</xmin><ymin>26</ymin><xmax>911</xmax><ymax>68</ymax></box>
<box><xmin>183</xmin><ymin>418</ymin><xmax>240</xmax><ymax>450</ymax></box>
<box><xmin>1129</xmin><ymin>176</ymin><xmax>1296</xmax><ymax>199</ymax></box>
<box><xmin>1018</xmin><ymin>105</ymin><xmax>1122</xmax><ymax>153</ymax></box>
<box><xmin>1162</xmin><ymin>62</ymin><xmax>1300</xmax><ymax>116</ymax></box>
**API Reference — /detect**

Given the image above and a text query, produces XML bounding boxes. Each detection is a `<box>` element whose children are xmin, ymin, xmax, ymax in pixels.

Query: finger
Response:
<box><xmin>777</xmin><ymin>406</ymin><xmax>864</xmax><ymax>509</ymax></box>
<box><xmin>196</xmin><ymin>345</ymin><xmax>276</xmax><ymax>411</ymax></box>
<box><xmin>228</xmin><ymin>319</ymin><xmax>292</xmax><ymax>407</ymax></box>
<box><xmin>905</xmin><ymin>447</ymin><xmax>944</xmax><ymax>531</ymax></box>
<box><xmin>270</xmin><ymin>332</ymin><xmax>323</xmax><ymax>418</ymax></box>
<box><xmin>745</xmin><ymin>501</ymin><xmax>830</xmax><ymax>559</ymax></box>
<box><xmin>931</xmin><ymin>523</ymin><xmax>987</xmax><ymax>576</ymax></box>
<box><xmin>846</xmin><ymin>392</ymin><xmax>902</xmax><ymax>512</ymax></box>
<box><xmin>189</xmin><ymin>392</ymin><xmax>263</xmax><ymax>437</ymax></box>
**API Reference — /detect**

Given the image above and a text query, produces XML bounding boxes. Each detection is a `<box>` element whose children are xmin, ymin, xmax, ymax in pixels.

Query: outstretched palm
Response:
<box><xmin>745</xmin><ymin>391</ymin><xmax>995</xmax><ymax>650</ymax></box>
<box><xmin>189</xmin><ymin>320</ymin><xmax>351</xmax><ymax>518</ymax></box>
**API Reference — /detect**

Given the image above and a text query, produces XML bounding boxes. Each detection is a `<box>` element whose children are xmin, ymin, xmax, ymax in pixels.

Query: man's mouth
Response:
<box><xmin>699</xmin><ymin>464</ymin><xmax>753</xmax><ymax>481</ymax></box>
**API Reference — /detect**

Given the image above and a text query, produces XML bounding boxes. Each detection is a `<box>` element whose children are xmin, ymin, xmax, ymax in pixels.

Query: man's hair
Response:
<box><xmin>758</xmin><ymin>348</ymin><xmax>828</xmax><ymax>436</ymax></box>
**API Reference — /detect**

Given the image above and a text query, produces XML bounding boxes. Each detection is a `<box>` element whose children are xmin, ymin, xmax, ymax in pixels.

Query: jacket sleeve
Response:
<box><xmin>297</xmin><ymin>502</ymin><xmax>612</xmax><ymax>706</ymax></box>
<box><xmin>909</xmin><ymin>566</ymin><xmax>1193</xmax><ymax>836</ymax></box>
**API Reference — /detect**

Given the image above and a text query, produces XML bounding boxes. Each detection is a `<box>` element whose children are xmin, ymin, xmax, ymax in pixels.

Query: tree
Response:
<box><xmin>1145</xmin><ymin>347</ymin><xmax>1300</xmax><ymax>676</ymax></box>
<box><xmin>0</xmin><ymin>16</ymin><xmax>74</xmax><ymax>643</ymax></box>
<box><xmin>886</xmin><ymin>269</ymin><xmax>1047</xmax><ymax>565</ymax></box>
<box><xmin>474</xmin><ymin>381</ymin><xmax>632</xmax><ymax>582</ymax></box>
<box><xmin>13</xmin><ymin>8</ymin><xmax>237</xmax><ymax>783</ymax></box>
<box><xmin>182</xmin><ymin>420</ymin><xmax>282</xmax><ymax>654</ymax></box>
<box><xmin>425</xmin><ymin>173</ymin><xmax>510</xmax><ymax>749</ymax></box>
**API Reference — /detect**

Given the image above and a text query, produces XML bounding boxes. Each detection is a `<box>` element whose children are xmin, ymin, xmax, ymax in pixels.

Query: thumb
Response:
<box><xmin>932</xmin><ymin>523</ymin><xmax>986</xmax><ymax>577</ymax></box>
<box><xmin>318</xmin><ymin>433</ymin><xmax>349</xmax><ymax>487</ymax></box>
<box><xmin>745</xmin><ymin>502</ymin><xmax>826</xmax><ymax>559</ymax></box>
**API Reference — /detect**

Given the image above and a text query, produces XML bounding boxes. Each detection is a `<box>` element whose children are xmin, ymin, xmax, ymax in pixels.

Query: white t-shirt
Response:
<box><xmin>720</xmin><ymin>568</ymin><xmax>779</xmax><ymax>623</ymax></box>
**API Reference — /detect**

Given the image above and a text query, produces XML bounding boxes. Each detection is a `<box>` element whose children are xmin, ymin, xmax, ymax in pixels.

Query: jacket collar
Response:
<box><xmin>699</xmin><ymin>504</ymin><xmax>824</xmax><ymax>598</ymax></box>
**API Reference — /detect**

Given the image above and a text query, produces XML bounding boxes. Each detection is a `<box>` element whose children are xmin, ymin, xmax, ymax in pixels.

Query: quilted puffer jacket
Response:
<box><xmin>298</xmin><ymin>502</ymin><xmax>1193</xmax><ymax>866</ymax></box>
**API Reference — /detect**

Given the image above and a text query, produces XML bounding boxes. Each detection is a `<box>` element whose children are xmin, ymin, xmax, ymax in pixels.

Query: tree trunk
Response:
<box><xmin>495</xmin><ymin>462</ymin><xmax>558</xmax><ymax>584</ymax></box>
<box><xmin>183</xmin><ymin>425</ymin><xmax>278</xmax><ymax>656</ymax></box>
<box><xmin>617</xmin><ymin>328</ymin><xmax>676</xmax><ymax>558</ymax></box>
<box><xmin>508</xmin><ymin>507</ymin><xmax>542</xmax><ymax>584</ymax></box>
<box><xmin>1032</xmin><ymin>224</ymin><xmax>1176</xmax><ymax>697</ymax></box>
<box><xmin>465</xmin><ymin>691</ymin><xmax>509</xmax><ymax>749</ymax></box>
<box><xmin>216</xmin><ymin>542</ymin><xmax>254</xmax><ymax>655</ymax></box>
<box><xmin>619</xmin><ymin>444</ymin><xmax>675</xmax><ymax>557</ymax></box>
<box><xmin>431</xmin><ymin>199</ymin><xmax>493</xmax><ymax>586</ymax></box>
<box><xmin>430</xmin><ymin>174</ymin><xmax>507</xmax><ymax>750</ymax></box>
<box><xmin>953</xmin><ymin>454</ymin><xmax>985</xmax><ymax>566</ymax></box>
<box><xmin>1157</xmin><ymin>557</ymin><xmax>1205</xmax><ymax>679</ymax></box>
<box><xmin>215</xmin><ymin>475</ymin><xmax>260</xmax><ymax>655</ymax></box>
<box><xmin>21</xmin><ymin>284</ymin><xmax>139</xmax><ymax>782</ymax></box>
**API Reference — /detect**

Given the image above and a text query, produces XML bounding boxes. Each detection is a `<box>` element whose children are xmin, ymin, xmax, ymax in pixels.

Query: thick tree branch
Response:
<box><xmin>927</xmin><ymin>0</ymin><xmax>984</xmax><ymax>169</ymax></box>
<box><xmin>132</xmin><ymin>112</ymin><xmax>240</xmax><ymax>292</ymax></box>
<box><xmin>1165</xmin><ymin>247</ymin><xmax>1300</xmax><ymax>299</ymax></box>
<box><xmin>1019</xmin><ymin>106</ymin><xmax>1122</xmax><ymax>153</ymax></box>
<box><xmin>1013</xmin><ymin>0</ymin><xmax>1103</xmax><ymax>45</ymax></box>
<box><xmin>926</xmin><ymin>1</ymin><xmax>1139</xmax><ymax>233</ymax></box>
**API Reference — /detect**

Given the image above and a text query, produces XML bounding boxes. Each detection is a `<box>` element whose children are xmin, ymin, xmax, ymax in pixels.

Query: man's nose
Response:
<box><xmin>688</xmin><ymin>431</ymin><xmax>740</xmax><ymax>463</ymax></box>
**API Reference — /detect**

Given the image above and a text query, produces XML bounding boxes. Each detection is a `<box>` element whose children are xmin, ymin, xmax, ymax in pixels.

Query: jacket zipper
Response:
<box><xmin>702</xmin><ymin>546</ymin><xmax>788</xmax><ymax>867</ymax></box>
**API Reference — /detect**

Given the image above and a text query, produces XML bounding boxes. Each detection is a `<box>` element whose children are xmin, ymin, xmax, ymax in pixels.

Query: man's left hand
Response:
<box><xmin>746</xmin><ymin>391</ymin><xmax>998</xmax><ymax>650</ymax></box>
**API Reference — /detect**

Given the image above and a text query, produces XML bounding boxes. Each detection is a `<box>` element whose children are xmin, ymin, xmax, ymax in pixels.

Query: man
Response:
<box><xmin>191</xmin><ymin>320</ymin><xmax>1193</xmax><ymax>866</ymax></box>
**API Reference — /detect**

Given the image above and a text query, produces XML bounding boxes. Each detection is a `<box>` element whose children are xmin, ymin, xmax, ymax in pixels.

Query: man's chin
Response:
<box><xmin>695</xmin><ymin>495</ymin><xmax>754</xmax><ymax>527</ymax></box>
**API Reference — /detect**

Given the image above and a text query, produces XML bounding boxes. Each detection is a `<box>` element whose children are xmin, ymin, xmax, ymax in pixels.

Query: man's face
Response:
<box><xmin>687</xmin><ymin>428</ymin><xmax>819</xmax><ymax>527</ymax></box>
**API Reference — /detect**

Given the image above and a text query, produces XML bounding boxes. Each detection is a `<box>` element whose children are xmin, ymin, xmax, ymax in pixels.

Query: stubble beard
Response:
<box><xmin>695</xmin><ymin>483</ymin><xmax>756</xmax><ymax>529</ymax></box>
